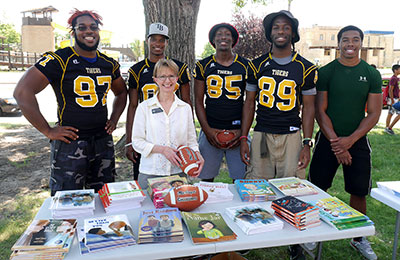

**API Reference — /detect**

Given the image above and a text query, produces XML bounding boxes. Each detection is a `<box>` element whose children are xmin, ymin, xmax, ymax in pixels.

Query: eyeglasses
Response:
<box><xmin>156</xmin><ymin>75</ymin><xmax>177</xmax><ymax>81</ymax></box>
<box><xmin>74</xmin><ymin>25</ymin><xmax>100</xmax><ymax>32</ymax></box>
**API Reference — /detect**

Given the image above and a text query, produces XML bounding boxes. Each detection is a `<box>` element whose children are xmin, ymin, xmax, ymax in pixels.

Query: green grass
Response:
<box><xmin>1</xmin><ymin>123</ymin><xmax>400</xmax><ymax>259</ymax></box>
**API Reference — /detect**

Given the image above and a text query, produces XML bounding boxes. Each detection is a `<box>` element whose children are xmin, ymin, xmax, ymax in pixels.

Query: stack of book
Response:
<box><xmin>313</xmin><ymin>197</ymin><xmax>374</xmax><ymax>230</ymax></box>
<box><xmin>269</xmin><ymin>177</ymin><xmax>318</xmax><ymax>196</ymax></box>
<box><xmin>272</xmin><ymin>196</ymin><xmax>320</xmax><ymax>231</ymax></box>
<box><xmin>137</xmin><ymin>207</ymin><xmax>184</xmax><ymax>243</ymax></box>
<box><xmin>225</xmin><ymin>204</ymin><xmax>284</xmax><ymax>235</ymax></box>
<box><xmin>182</xmin><ymin>212</ymin><xmax>237</xmax><ymax>244</ymax></box>
<box><xmin>11</xmin><ymin>219</ymin><xmax>77</xmax><ymax>260</ymax></box>
<box><xmin>234</xmin><ymin>179</ymin><xmax>277</xmax><ymax>202</ymax></box>
<box><xmin>147</xmin><ymin>175</ymin><xmax>188</xmax><ymax>208</ymax></box>
<box><xmin>377</xmin><ymin>181</ymin><xmax>400</xmax><ymax>197</ymax></box>
<box><xmin>50</xmin><ymin>189</ymin><xmax>95</xmax><ymax>218</ymax></box>
<box><xmin>194</xmin><ymin>181</ymin><xmax>233</xmax><ymax>203</ymax></box>
<box><xmin>83</xmin><ymin>214</ymin><xmax>136</xmax><ymax>252</ymax></box>
<box><xmin>98</xmin><ymin>181</ymin><xmax>146</xmax><ymax>213</ymax></box>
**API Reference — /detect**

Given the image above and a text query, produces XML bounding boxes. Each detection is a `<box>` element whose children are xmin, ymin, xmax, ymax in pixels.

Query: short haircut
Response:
<box><xmin>392</xmin><ymin>64</ymin><xmax>400</xmax><ymax>72</ymax></box>
<box><xmin>67</xmin><ymin>9</ymin><xmax>103</xmax><ymax>32</ymax></box>
<box><xmin>153</xmin><ymin>59</ymin><xmax>179</xmax><ymax>77</ymax></box>
<box><xmin>337</xmin><ymin>25</ymin><xmax>364</xmax><ymax>43</ymax></box>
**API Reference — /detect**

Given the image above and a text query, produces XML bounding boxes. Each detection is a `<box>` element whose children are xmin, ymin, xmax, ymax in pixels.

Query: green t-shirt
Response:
<box><xmin>316</xmin><ymin>59</ymin><xmax>381</xmax><ymax>136</ymax></box>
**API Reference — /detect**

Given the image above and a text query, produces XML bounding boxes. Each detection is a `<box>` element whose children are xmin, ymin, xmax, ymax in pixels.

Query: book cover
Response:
<box><xmin>194</xmin><ymin>182</ymin><xmax>233</xmax><ymax>202</ymax></box>
<box><xmin>138</xmin><ymin>207</ymin><xmax>183</xmax><ymax>243</ymax></box>
<box><xmin>313</xmin><ymin>197</ymin><xmax>369</xmax><ymax>225</ymax></box>
<box><xmin>12</xmin><ymin>219</ymin><xmax>77</xmax><ymax>250</ymax></box>
<box><xmin>234</xmin><ymin>179</ymin><xmax>277</xmax><ymax>201</ymax></box>
<box><xmin>272</xmin><ymin>196</ymin><xmax>318</xmax><ymax>216</ymax></box>
<box><xmin>103</xmin><ymin>181</ymin><xmax>145</xmax><ymax>202</ymax></box>
<box><xmin>50</xmin><ymin>190</ymin><xmax>95</xmax><ymax>210</ymax></box>
<box><xmin>269</xmin><ymin>177</ymin><xmax>318</xmax><ymax>196</ymax></box>
<box><xmin>84</xmin><ymin>214</ymin><xmax>135</xmax><ymax>246</ymax></box>
<box><xmin>147</xmin><ymin>175</ymin><xmax>188</xmax><ymax>198</ymax></box>
<box><xmin>181</xmin><ymin>212</ymin><xmax>237</xmax><ymax>244</ymax></box>
<box><xmin>225</xmin><ymin>204</ymin><xmax>283</xmax><ymax>235</ymax></box>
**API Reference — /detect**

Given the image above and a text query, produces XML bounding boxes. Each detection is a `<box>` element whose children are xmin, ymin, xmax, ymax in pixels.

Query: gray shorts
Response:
<box><xmin>197</xmin><ymin>131</ymin><xmax>246</xmax><ymax>180</ymax></box>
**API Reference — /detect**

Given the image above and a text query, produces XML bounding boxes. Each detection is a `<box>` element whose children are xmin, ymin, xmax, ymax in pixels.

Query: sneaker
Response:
<box><xmin>350</xmin><ymin>237</ymin><xmax>377</xmax><ymax>260</ymax></box>
<box><xmin>288</xmin><ymin>245</ymin><xmax>305</xmax><ymax>260</ymax></box>
<box><xmin>303</xmin><ymin>242</ymin><xmax>317</xmax><ymax>251</ymax></box>
<box><xmin>385</xmin><ymin>127</ymin><xmax>395</xmax><ymax>135</ymax></box>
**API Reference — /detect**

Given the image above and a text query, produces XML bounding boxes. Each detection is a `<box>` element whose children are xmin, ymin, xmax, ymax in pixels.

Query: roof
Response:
<box><xmin>21</xmin><ymin>6</ymin><xmax>58</xmax><ymax>14</ymax></box>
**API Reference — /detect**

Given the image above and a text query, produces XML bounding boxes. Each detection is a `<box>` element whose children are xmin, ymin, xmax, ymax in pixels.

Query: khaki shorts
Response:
<box><xmin>245</xmin><ymin>131</ymin><xmax>305</xmax><ymax>180</ymax></box>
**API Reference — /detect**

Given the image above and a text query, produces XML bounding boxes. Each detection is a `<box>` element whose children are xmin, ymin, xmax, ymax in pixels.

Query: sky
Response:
<box><xmin>2</xmin><ymin>0</ymin><xmax>399</xmax><ymax>55</ymax></box>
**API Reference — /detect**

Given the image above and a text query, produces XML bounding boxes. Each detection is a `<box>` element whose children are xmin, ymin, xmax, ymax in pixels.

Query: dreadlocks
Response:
<box><xmin>67</xmin><ymin>9</ymin><xmax>103</xmax><ymax>32</ymax></box>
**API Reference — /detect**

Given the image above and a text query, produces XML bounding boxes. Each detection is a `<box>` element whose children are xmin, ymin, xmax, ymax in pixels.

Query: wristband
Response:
<box><xmin>239</xmin><ymin>136</ymin><xmax>248</xmax><ymax>141</ymax></box>
<box><xmin>125</xmin><ymin>142</ymin><xmax>132</xmax><ymax>147</ymax></box>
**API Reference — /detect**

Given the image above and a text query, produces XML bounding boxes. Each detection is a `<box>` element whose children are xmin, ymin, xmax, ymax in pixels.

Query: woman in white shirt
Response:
<box><xmin>132</xmin><ymin>59</ymin><xmax>204</xmax><ymax>189</ymax></box>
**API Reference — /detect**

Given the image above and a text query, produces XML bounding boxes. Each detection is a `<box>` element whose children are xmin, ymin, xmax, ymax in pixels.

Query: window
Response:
<box><xmin>331</xmin><ymin>35</ymin><xmax>335</xmax><ymax>41</ymax></box>
<box><xmin>373</xmin><ymin>49</ymin><xmax>379</xmax><ymax>56</ymax></box>
<box><xmin>324</xmin><ymin>49</ymin><xmax>330</xmax><ymax>56</ymax></box>
<box><xmin>320</xmin><ymin>34</ymin><xmax>324</xmax><ymax>40</ymax></box>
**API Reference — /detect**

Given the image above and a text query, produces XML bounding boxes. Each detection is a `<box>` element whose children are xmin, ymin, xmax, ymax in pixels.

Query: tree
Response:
<box><xmin>142</xmin><ymin>0</ymin><xmax>201</xmax><ymax>70</ymax></box>
<box><xmin>130</xmin><ymin>39</ymin><xmax>145</xmax><ymax>61</ymax></box>
<box><xmin>232</xmin><ymin>0</ymin><xmax>294</xmax><ymax>11</ymax></box>
<box><xmin>232</xmin><ymin>12</ymin><xmax>270</xmax><ymax>60</ymax></box>
<box><xmin>201</xmin><ymin>42</ymin><xmax>214</xmax><ymax>59</ymax></box>
<box><xmin>0</xmin><ymin>23</ymin><xmax>20</xmax><ymax>44</ymax></box>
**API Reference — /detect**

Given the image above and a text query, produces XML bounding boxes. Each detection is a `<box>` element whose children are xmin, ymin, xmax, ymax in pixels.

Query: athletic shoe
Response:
<box><xmin>302</xmin><ymin>242</ymin><xmax>317</xmax><ymax>251</ymax></box>
<box><xmin>350</xmin><ymin>237</ymin><xmax>377</xmax><ymax>260</ymax></box>
<box><xmin>289</xmin><ymin>245</ymin><xmax>305</xmax><ymax>260</ymax></box>
<box><xmin>385</xmin><ymin>127</ymin><xmax>395</xmax><ymax>135</ymax></box>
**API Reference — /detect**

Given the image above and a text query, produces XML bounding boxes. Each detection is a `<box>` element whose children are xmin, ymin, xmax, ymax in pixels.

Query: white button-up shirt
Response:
<box><xmin>132</xmin><ymin>94</ymin><xmax>199</xmax><ymax>176</ymax></box>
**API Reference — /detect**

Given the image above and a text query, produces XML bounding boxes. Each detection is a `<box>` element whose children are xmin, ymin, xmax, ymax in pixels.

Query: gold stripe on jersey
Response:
<box><xmin>59</xmin><ymin>53</ymin><xmax>77</xmax><ymax>126</ymax></box>
<box><xmin>196</xmin><ymin>61</ymin><xmax>205</xmax><ymax>78</ymax></box>
<box><xmin>45</xmin><ymin>51</ymin><xmax>66</xmax><ymax>71</ymax></box>
<box><xmin>97</xmin><ymin>51</ymin><xmax>119</xmax><ymax>76</ymax></box>
<box><xmin>128</xmin><ymin>67</ymin><xmax>139</xmax><ymax>84</ymax></box>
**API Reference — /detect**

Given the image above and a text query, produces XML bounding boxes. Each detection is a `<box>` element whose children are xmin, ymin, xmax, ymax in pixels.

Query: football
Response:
<box><xmin>176</xmin><ymin>146</ymin><xmax>199</xmax><ymax>177</ymax></box>
<box><xmin>216</xmin><ymin>130</ymin><xmax>236</xmax><ymax>148</ymax></box>
<box><xmin>164</xmin><ymin>185</ymin><xmax>208</xmax><ymax>211</ymax></box>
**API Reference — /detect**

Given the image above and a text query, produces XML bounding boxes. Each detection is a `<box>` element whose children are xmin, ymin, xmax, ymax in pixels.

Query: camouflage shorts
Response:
<box><xmin>50</xmin><ymin>134</ymin><xmax>116</xmax><ymax>196</ymax></box>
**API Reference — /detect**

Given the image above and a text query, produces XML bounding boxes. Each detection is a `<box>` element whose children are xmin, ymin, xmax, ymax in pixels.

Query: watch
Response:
<box><xmin>302</xmin><ymin>138</ymin><xmax>313</xmax><ymax>148</ymax></box>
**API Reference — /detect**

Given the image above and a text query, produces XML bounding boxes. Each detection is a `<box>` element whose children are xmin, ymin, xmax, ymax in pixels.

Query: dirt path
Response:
<box><xmin>0</xmin><ymin>124</ymin><xmax>131</xmax><ymax>211</ymax></box>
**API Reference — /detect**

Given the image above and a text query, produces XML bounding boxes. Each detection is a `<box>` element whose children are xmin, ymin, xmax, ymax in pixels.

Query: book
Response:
<box><xmin>181</xmin><ymin>212</ymin><xmax>237</xmax><ymax>244</ymax></box>
<box><xmin>225</xmin><ymin>204</ymin><xmax>284</xmax><ymax>235</ymax></box>
<box><xmin>137</xmin><ymin>207</ymin><xmax>184</xmax><ymax>244</ymax></box>
<box><xmin>268</xmin><ymin>177</ymin><xmax>318</xmax><ymax>196</ymax></box>
<box><xmin>12</xmin><ymin>219</ymin><xmax>77</xmax><ymax>251</ymax></box>
<box><xmin>50</xmin><ymin>190</ymin><xmax>95</xmax><ymax>219</ymax></box>
<box><xmin>84</xmin><ymin>214</ymin><xmax>136</xmax><ymax>251</ymax></box>
<box><xmin>312</xmin><ymin>197</ymin><xmax>373</xmax><ymax>230</ymax></box>
<box><xmin>234</xmin><ymin>179</ymin><xmax>277</xmax><ymax>201</ymax></box>
<box><xmin>194</xmin><ymin>182</ymin><xmax>233</xmax><ymax>203</ymax></box>
<box><xmin>377</xmin><ymin>181</ymin><xmax>400</xmax><ymax>197</ymax></box>
<box><xmin>147</xmin><ymin>175</ymin><xmax>188</xmax><ymax>208</ymax></box>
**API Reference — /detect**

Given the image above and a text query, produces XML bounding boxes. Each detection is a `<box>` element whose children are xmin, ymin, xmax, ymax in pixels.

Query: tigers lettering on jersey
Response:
<box><xmin>128</xmin><ymin>57</ymin><xmax>190</xmax><ymax>103</ymax></box>
<box><xmin>34</xmin><ymin>47</ymin><xmax>121</xmax><ymax>137</ymax></box>
<box><xmin>248</xmin><ymin>52</ymin><xmax>317</xmax><ymax>134</ymax></box>
<box><xmin>194</xmin><ymin>54</ymin><xmax>250</xmax><ymax>130</ymax></box>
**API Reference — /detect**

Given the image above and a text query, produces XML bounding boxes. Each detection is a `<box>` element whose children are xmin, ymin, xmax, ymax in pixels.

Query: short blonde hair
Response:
<box><xmin>153</xmin><ymin>59</ymin><xmax>179</xmax><ymax>77</ymax></box>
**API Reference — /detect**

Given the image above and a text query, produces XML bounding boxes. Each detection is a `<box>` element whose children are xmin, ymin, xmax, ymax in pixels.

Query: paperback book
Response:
<box><xmin>181</xmin><ymin>212</ymin><xmax>237</xmax><ymax>244</ymax></box>
<box><xmin>234</xmin><ymin>179</ymin><xmax>277</xmax><ymax>201</ymax></box>
<box><xmin>225</xmin><ymin>204</ymin><xmax>284</xmax><ymax>235</ymax></box>
<box><xmin>194</xmin><ymin>182</ymin><xmax>233</xmax><ymax>203</ymax></box>
<box><xmin>50</xmin><ymin>189</ymin><xmax>95</xmax><ymax>218</ymax></box>
<box><xmin>147</xmin><ymin>175</ymin><xmax>188</xmax><ymax>208</ymax></box>
<box><xmin>269</xmin><ymin>177</ymin><xmax>318</xmax><ymax>196</ymax></box>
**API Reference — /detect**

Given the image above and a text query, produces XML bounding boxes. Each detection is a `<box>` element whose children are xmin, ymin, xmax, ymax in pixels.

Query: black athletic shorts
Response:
<box><xmin>308</xmin><ymin>131</ymin><xmax>372</xmax><ymax>196</ymax></box>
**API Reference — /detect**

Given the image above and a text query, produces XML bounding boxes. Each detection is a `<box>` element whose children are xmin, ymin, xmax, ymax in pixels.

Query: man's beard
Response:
<box><xmin>75</xmin><ymin>34</ymin><xmax>99</xmax><ymax>51</ymax></box>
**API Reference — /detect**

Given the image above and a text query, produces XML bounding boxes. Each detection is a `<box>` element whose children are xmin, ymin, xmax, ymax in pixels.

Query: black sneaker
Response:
<box><xmin>289</xmin><ymin>244</ymin><xmax>305</xmax><ymax>260</ymax></box>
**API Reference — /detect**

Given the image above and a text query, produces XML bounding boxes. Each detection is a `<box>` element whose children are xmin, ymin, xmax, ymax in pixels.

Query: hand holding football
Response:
<box><xmin>176</xmin><ymin>146</ymin><xmax>199</xmax><ymax>177</ymax></box>
<box><xmin>215</xmin><ymin>130</ymin><xmax>236</xmax><ymax>148</ymax></box>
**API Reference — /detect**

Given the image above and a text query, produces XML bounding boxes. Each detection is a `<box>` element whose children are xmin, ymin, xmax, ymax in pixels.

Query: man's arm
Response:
<box><xmin>179</xmin><ymin>82</ymin><xmax>192</xmax><ymax>108</ymax></box>
<box><xmin>194</xmin><ymin>79</ymin><xmax>221</xmax><ymax>147</ymax></box>
<box><xmin>389</xmin><ymin>84</ymin><xmax>394</xmax><ymax>105</ymax></box>
<box><xmin>13</xmin><ymin>66</ymin><xmax>79</xmax><ymax>143</ymax></box>
<box><xmin>240</xmin><ymin>90</ymin><xmax>256</xmax><ymax>165</ymax></box>
<box><xmin>315</xmin><ymin>91</ymin><xmax>352</xmax><ymax>165</ymax></box>
<box><xmin>298</xmin><ymin>94</ymin><xmax>315</xmax><ymax>169</ymax></box>
<box><xmin>106</xmin><ymin>76</ymin><xmax>127</xmax><ymax>134</ymax></box>
<box><xmin>125</xmin><ymin>88</ymin><xmax>139</xmax><ymax>163</ymax></box>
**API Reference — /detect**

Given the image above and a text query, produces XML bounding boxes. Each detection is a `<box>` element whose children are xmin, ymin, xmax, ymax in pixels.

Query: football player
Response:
<box><xmin>125</xmin><ymin>22</ymin><xmax>192</xmax><ymax>181</ymax></box>
<box><xmin>194</xmin><ymin>23</ymin><xmax>249</xmax><ymax>182</ymax></box>
<box><xmin>241</xmin><ymin>10</ymin><xmax>317</xmax><ymax>180</ymax></box>
<box><xmin>13</xmin><ymin>9</ymin><xmax>127</xmax><ymax>196</ymax></box>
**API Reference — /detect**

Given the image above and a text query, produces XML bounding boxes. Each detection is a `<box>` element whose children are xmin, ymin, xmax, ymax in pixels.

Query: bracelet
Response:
<box><xmin>239</xmin><ymin>136</ymin><xmax>248</xmax><ymax>141</ymax></box>
<box><xmin>302</xmin><ymin>138</ymin><xmax>312</xmax><ymax>141</ymax></box>
<box><xmin>125</xmin><ymin>142</ymin><xmax>132</xmax><ymax>147</ymax></box>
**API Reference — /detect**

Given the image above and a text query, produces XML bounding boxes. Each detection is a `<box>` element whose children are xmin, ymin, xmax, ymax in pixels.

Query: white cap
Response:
<box><xmin>147</xmin><ymin>23</ymin><xmax>169</xmax><ymax>39</ymax></box>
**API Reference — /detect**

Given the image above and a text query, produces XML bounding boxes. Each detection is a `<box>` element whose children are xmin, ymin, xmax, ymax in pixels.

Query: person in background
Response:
<box><xmin>384</xmin><ymin>64</ymin><xmax>400</xmax><ymax>135</ymax></box>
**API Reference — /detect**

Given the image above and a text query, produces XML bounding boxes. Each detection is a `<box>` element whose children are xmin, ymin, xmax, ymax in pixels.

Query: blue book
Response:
<box><xmin>234</xmin><ymin>179</ymin><xmax>277</xmax><ymax>201</ymax></box>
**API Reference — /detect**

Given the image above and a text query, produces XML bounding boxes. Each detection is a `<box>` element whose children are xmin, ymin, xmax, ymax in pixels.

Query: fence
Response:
<box><xmin>0</xmin><ymin>44</ymin><xmax>40</xmax><ymax>70</ymax></box>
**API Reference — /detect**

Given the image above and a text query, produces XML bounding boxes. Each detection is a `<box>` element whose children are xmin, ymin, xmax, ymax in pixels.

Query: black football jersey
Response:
<box><xmin>194</xmin><ymin>54</ymin><xmax>250</xmax><ymax>130</ymax></box>
<box><xmin>34</xmin><ymin>47</ymin><xmax>121</xmax><ymax>137</ymax></box>
<box><xmin>248</xmin><ymin>52</ymin><xmax>317</xmax><ymax>134</ymax></box>
<box><xmin>127</xmin><ymin>57</ymin><xmax>191</xmax><ymax>103</ymax></box>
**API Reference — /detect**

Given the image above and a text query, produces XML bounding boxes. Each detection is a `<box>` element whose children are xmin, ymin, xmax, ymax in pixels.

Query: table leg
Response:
<box><xmin>392</xmin><ymin>212</ymin><xmax>400</xmax><ymax>260</ymax></box>
<box><xmin>315</xmin><ymin>242</ymin><xmax>323</xmax><ymax>260</ymax></box>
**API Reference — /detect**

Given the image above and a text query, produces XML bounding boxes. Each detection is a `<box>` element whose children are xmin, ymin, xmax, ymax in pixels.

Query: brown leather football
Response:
<box><xmin>176</xmin><ymin>146</ymin><xmax>199</xmax><ymax>177</ymax></box>
<box><xmin>216</xmin><ymin>130</ymin><xmax>236</xmax><ymax>148</ymax></box>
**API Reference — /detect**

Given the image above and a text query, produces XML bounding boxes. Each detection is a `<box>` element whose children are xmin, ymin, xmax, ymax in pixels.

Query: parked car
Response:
<box><xmin>0</xmin><ymin>97</ymin><xmax>21</xmax><ymax>116</ymax></box>
<box><xmin>382</xmin><ymin>77</ymin><xmax>390</xmax><ymax>108</ymax></box>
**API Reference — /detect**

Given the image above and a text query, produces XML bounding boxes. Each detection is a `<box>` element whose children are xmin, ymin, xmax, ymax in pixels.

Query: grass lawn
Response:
<box><xmin>1</xmin><ymin>123</ymin><xmax>399</xmax><ymax>259</ymax></box>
